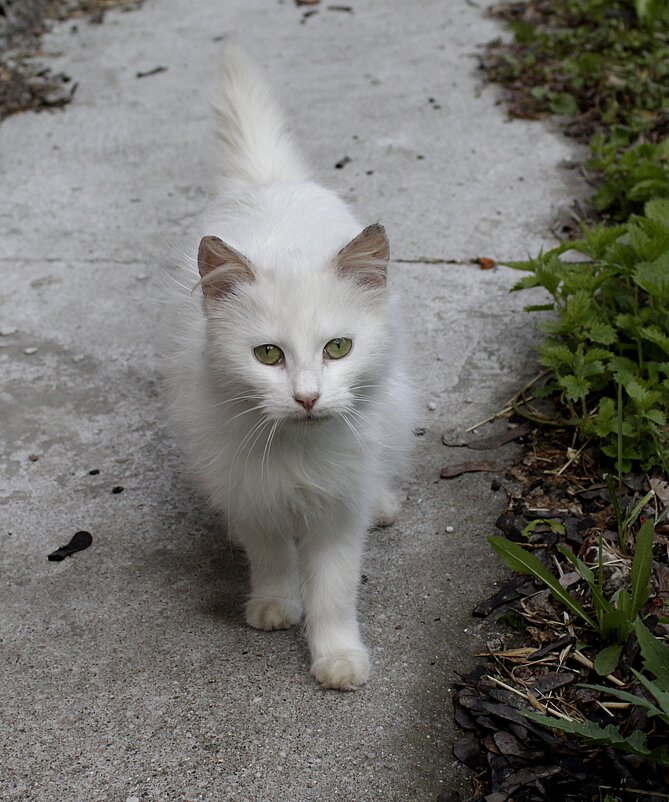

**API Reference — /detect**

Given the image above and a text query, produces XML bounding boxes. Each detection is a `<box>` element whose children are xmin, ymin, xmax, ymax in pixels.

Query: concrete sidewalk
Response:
<box><xmin>0</xmin><ymin>1</ymin><xmax>585</xmax><ymax>800</ymax></box>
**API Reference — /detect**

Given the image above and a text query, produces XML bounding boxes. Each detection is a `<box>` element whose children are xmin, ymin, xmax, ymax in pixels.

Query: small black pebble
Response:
<box><xmin>112</xmin><ymin>485</ymin><xmax>124</xmax><ymax>494</ymax></box>
<box><xmin>416</xmin><ymin>154</ymin><xmax>425</xmax><ymax>160</ymax></box>
<box><xmin>365</xmin><ymin>170</ymin><xmax>374</xmax><ymax>175</ymax></box>
<box><xmin>334</xmin><ymin>156</ymin><xmax>351</xmax><ymax>169</ymax></box>
<box><xmin>361</xmin><ymin>574</ymin><xmax>368</xmax><ymax>584</ymax></box>
<box><xmin>491</xmin><ymin>479</ymin><xmax>501</xmax><ymax>491</ymax></box>
<box><xmin>413</xmin><ymin>427</ymin><xmax>426</xmax><ymax>437</ymax></box>
<box><xmin>88</xmin><ymin>469</ymin><xmax>100</xmax><ymax>475</ymax></box>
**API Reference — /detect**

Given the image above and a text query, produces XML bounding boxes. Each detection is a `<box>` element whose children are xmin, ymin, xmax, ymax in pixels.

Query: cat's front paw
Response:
<box><xmin>311</xmin><ymin>648</ymin><xmax>370</xmax><ymax>691</ymax></box>
<box><xmin>374</xmin><ymin>490</ymin><xmax>400</xmax><ymax>527</ymax></box>
<box><xmin>246</xmin><ymin>598</ymin><xmax>301</xmax><ymax>631</ymax></box>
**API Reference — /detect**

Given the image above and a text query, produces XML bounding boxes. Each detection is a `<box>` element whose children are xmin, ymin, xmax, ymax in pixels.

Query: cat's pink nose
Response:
<box><xmin>294</xmin><ymin>392</ymin><xmax>320</xmax><ymax>412</ymax></box>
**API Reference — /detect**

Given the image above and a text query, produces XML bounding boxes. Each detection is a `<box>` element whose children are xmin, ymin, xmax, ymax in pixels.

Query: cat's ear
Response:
<box><xmin>335</xmin><ymin>223</ymin><xmax>390</xmax><ymax>289</ymax></box>
<box><xmin>197</xmin><ymin>235</ymin><xmax>255</xmax><ymax>300</ymax></box>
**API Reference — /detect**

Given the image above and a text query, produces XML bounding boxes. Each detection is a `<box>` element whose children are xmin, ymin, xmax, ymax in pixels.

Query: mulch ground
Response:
<box><xmin>441</xmin><ymin>419</ymin><xmax>669</xmax><ymax>802</ymax></box>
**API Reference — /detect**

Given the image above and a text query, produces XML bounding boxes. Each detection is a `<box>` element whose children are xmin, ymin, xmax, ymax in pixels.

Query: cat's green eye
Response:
<box><xmin>324</xmin><ymin>337</ymin><xmax>352</xmax><ymax>360</ymax></box>
<box><xmin>254</xmin><ymin>344</ymin><xmax>284</xmax><ymax>365</ymax></box>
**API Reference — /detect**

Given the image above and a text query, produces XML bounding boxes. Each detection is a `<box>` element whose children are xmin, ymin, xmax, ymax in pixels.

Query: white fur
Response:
<box><xmin>167</xmin><ymin>46</ymin><xmax>414</xmax><ymax>690</ymax></box>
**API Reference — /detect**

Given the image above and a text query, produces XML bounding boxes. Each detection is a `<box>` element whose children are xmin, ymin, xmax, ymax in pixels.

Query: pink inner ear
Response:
<box><xmin>336</xmin><ymin>224</ymin><xmax>390</xmax><ymax>288</ymax></box>
<box><xmin>197</xmin><ymin>236</ymin><xmax>255</xmax><ymax>299</ymax></box>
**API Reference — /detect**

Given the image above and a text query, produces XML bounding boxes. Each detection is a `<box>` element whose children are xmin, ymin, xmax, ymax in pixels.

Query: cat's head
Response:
<box><xmin>197</xmin><ymin>225</ymin><xmax>391</xmax><ymax>424</ymax></box>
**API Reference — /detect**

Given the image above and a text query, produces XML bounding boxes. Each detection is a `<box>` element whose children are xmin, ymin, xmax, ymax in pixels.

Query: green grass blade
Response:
<box><xmin>605</xmin><ymin>474</ymin><xmax>624</xmax><ymax>549</ymax></box>
<box><xmin>630</xmin><ymin>520</ymin><xmax>654</xmax><ymax>618</ymax></box>
<box><xmin>557</xmin><ymin>545</ymin><xmax>614</xmax><ymax>633</ymax></box>
<box><xmin>581</xmin><ymin>682</ymin><xmax>664</xmax><ymax>717</ymax></box>
<box><xmin>623</xmin><ymin>491</ymin><xmax>655</xmax><ymax>533</ymax></box>
<box><xmin>488</xmin><ymin>536</ymin><xmax>596</xmax><ymax>629</ymax></box>
<box><xmin>631</xmin><ymin>670</ymin><xmax>669</xmax><ymax>723</ymax></box>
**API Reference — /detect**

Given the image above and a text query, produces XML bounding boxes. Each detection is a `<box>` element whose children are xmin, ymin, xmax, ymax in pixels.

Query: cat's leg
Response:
<box><xmin>299</xmin><ymin>524</ymin><xmax>369</xmax><ymax>690</ymax></box>
<box><xmin>239</xmin><ymin>528</ymin><xmax>302</xmax><ymax>630</ymax></box>
<box><xmin>373</xmin><ymin>485</ymin><xmax>400</xmax><ymax>528</ymax></box>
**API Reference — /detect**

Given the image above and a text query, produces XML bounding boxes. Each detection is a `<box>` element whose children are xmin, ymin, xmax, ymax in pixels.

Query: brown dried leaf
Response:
<box><xmin>650</xmin><ymin>476</ymin><xmax>669</xmax><ymax>508</ymax></box>
<box><xmin>440</xmin><ymin>461</ymin><xmax>501</xmax><ymax>479</ymax></box>
<box><xmin>467</xmin><ymin>423</ymin><xmax>532</xmax><ymax>451</ymax></box>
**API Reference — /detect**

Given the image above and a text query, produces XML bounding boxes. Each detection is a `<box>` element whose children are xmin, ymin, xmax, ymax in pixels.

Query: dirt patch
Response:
<box><xmin>445</xmin><ymin>419</ymin><xmax>669</xmax><ymax>801</ymax></box>
<box><xmin>0</xmin><ymin>0</ymin><xmax>142</xmax><ymax>122</ymax></box>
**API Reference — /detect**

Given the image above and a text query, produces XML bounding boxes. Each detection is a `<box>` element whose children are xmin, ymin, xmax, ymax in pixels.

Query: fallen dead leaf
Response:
<box><xmin>440</xmin><ymin>461</ymin><xmax>501</xmax><ymax>479</ymax></box>
<box><xmin>650</xmin><ymin>476</ymin><xmax>669</xmax><ymax>508</ymax></box>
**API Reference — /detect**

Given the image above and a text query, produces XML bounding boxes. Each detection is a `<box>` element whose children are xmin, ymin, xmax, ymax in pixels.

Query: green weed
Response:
<box><xmin>523</xmin><ymin>619</ymin><xmax>669</xmax><ymax>768</ymax></box>
<box><xmin>510</xmin><ymin>201</ymin><xmax>669</xmax><ymax>473</ymax></box>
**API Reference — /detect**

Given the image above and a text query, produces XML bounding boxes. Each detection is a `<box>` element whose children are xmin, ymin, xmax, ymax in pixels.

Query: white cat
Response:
<box><xmin>168</xmin><ymin>47</ymin><xmax>414</xmax><ymax>690</ymax></box>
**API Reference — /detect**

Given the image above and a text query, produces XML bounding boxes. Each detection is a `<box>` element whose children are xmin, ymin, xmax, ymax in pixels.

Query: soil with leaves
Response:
<box><xmin>481</xmin><ymin>0</ymin><xmax>669</xmax><ymax>223</ymax></box>
<box><xmin>0</xmin><ymin>0</ymin><xmax>141</xmax><ymax>122</ymax></box>
<box><xmin>444</xmin><ymin>430</ymin><xmax>669</xmax><ymax>802</ymax></box>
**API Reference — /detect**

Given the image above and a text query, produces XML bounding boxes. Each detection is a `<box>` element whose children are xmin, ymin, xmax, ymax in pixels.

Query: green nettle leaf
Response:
<box><xmin>594</xmin><ymin>397</ymin><xmax>616</xmax><ymax>437</ymax></box>
<box><xmin>645</xmin><ymin>198</ymin><xmax>669</xmax><ymax>224</ymax></box>
<box><xmin>629</xmin><ymin>179</ymin><xmax>669</xmax><ymax>202</ymax></box>
<box><xmin>564</xmin><ymin>290</ymin><xmax>594</xmax><ymax>329</ymax></box>
<box><xmin>559</xmin><ymin>374</ymin><xmax>590</xmax><ymax>402</ymax></box>
<box><xmin>550</xmin><ymin>92</ymin><xmax>579</xmax><ymax>116</ymax></box>
<box><xmin>587</xmin><ymin>321</ymin><xmax>617</xmax><ymax>345</ymax></box>
<box><xmin>539</xmin><ymin>341</ymin><xmax>574</xmax><ymax>368</ymax></box>
<box><xmin>635</xmin><ymin>253</ymin><xmax>669</xmax><ymax>303</ymax></box>
<box><xmin>645</xmin><ymin>409</ymin><xmax>667</xmax><ymax>426</ymax></box>
<box><xmin>583</xmin><ymin>347</ymin><xmax>613</xmax><ymax>364</ymax></box>
<box><xmin>640</xmin><ymin>326</ymin><xmax>669</xmax><ymax>357</ymax></box>
<box><xmin>535</xmin><ymin>255</ymin><xmax>565</xmax><ymax>296</ymax></box>
<box><xmin>622</xmin><ymin>376</ymin><xmax>651</xmax><ymax>407</ymax></box>
<box><xmin>581</xmin><ymin>224</ymin><xmax>627</xmax><ymax>258</ymax></box>
<box><xmin>512</xmin><ymin>274</ymin><xmax>543</xmax><ymax>291</ymax></box>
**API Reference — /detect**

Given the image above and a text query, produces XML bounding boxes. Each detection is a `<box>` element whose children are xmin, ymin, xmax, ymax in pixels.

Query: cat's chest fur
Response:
<box><xmin>219</xmin><ymin>410</ymin><xmax>380</xmax><ymax>525</ymax></box>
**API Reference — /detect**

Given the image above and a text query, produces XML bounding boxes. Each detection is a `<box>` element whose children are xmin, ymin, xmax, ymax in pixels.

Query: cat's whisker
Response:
<box><xmin>261</xmin><ymin>420</ymin><xmax>280</xmax><ymax>491</ymax></box>
<box><xmin>350</xmin><ymin>383</ymin><xmax>384</xmax><ymax>392</ymax></box>
<box><xmin>243</xmin><ymin>418</ymin><xmax>274</xmax><ymax>486</ymax></box>
<box><xmin>340</xmin><ymin>412</ymin><xmax>369</xmax><ymax>458</ymax></box>
<box><xmin>212</xmin><ymin>393</ymin><xmax>264</xmax><ymax>410</ymax></box>
<box><xmin>226</xmin><ymin>404</ymin><xmax>267</xmax><ymax>423</ymax></box>
<box><xmin>352</xmin><ymin>395</ymin><xmax>384</xmax><ymax>408</ymax></box>
<box><xmin>229</xmin><ymin>415</ymin><xmax>270</xmax><ymax>474</ymax></box>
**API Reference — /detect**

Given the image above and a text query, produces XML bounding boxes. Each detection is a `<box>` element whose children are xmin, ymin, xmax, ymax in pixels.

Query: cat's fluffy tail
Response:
<box><xmin>213</xmin><ymin>46</ymin><xmax>308</xmax><ymax>185</ymax></box>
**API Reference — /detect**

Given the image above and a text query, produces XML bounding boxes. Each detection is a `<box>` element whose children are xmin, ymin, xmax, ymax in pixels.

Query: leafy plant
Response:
<box><xmin>488</xmin><ymin>518</ymin><xmax>656</xmax><ymax>671</ymax></box>
<box><xmin>605</xmin><ymin>473</ymin><xmax>656</xmax><ymax>552</ymax></box>
<box><xmin>484</xmin><ymin>0</ymin><xmax>669</xmax><ymax>142</ymax></box>
<box><xmin>589</xmin><ymin>131</ymin><xmax>669</xmax><ymax>221</ymax></box>
<box><xmin>523</xmin><ymin>712</ymin><xmax>669</xmax><ymax>767</ymax></box>
<box><xmin>523</xmin><ymin>619</ymin><xmax>669</xmax><ymax>767</ymax></box>
<box><xmin>510</xmin><ymin>202</ymin><xmax>669</xmax><ymax>473</ymax></box>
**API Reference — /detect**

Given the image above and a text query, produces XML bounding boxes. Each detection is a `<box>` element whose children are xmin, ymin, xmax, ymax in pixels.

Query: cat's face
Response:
<box><xmin>198</xmin><ymin>226</ymin><xmax>390</xmax><ymax>424</ymax></box>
